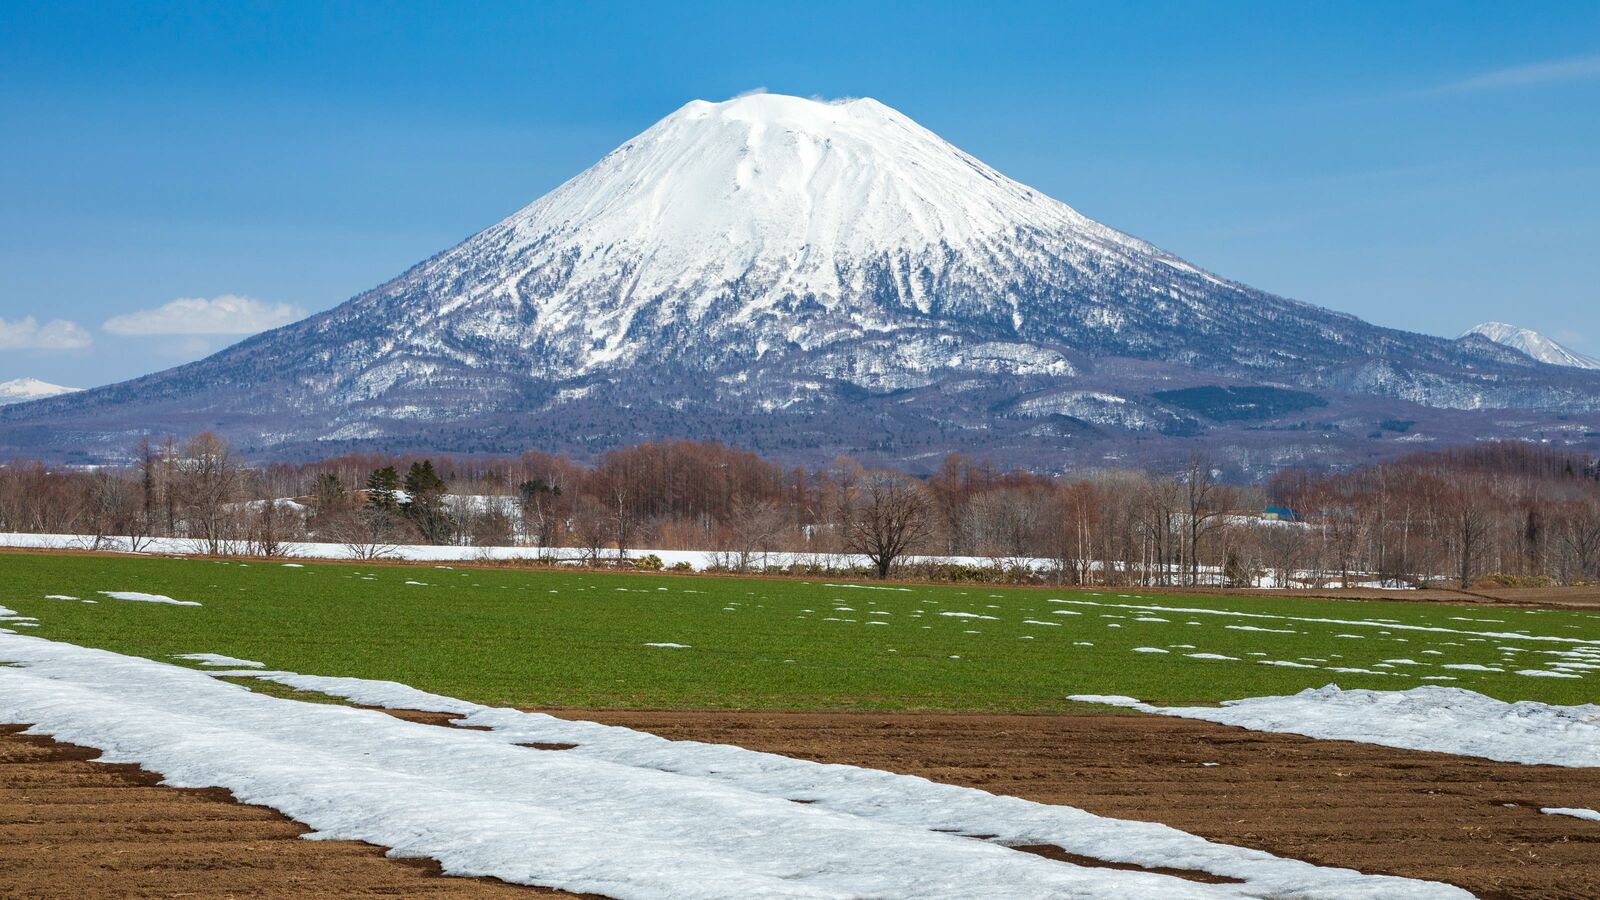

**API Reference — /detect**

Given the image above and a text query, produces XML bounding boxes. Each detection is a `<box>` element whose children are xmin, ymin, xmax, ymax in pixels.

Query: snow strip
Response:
<box><xmin>1542</xmin><ymin>807</ymin><xmax>1600</xmax><ymax>822</ymax></box>
<box><xmin>1069</xmin><ymin>686</ymin><xmax>1600</xmax><ymax>767</ymax></box>
<box><xmin>0</xmin><ymin>633</ymin><xmax>1465</xmax><ymax>898</ymax></box>
<box><xmin>173</xmin><ymin>653</ymin><xmax>266</xmax><ymax>668</ymax></box>
<box><xmin>212</xmin><ymin>668</ymin><xmax>1466</xmax><ymax>898</ymax></box>
<box><xmin>98</xmin><ymin>591</ymin><xmax>201</xmax><ymax>607</ymax></box>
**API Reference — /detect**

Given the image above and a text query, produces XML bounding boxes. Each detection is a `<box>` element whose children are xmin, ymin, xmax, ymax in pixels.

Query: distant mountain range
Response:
<box><xmin>1461</xmin><ymin>322</ymin><xmax>1600</xmax><ymax>370</ymax></box>
<box><xmin>0</xmin><ymin>378</ymin><xmax>79</xmax><ymax>406</ymax></box>
<box><xmin>3</xmin><ymin>93</ymin><xmax>1598</xmax><ymax>472</ymax></box>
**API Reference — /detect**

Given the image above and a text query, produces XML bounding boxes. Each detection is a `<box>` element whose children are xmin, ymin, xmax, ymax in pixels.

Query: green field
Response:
<box><xmin>3</xmin><ymin>551</ymin><xmax>1597</xmax><ymax>711</ymax></box>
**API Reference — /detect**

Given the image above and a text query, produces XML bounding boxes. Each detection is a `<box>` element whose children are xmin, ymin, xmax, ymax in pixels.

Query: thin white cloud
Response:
<box><xmin>1430</xmin><ymin>54</ymin><xmax>1600</xmax><ymax>94</ymax></box>
<box><xmin>0</xmin><ymin>316</ymin><xmax>94</xmax><ymax>350</ymax></box>
<box><xmin>102</xmin><ymin>295</ymin><xmax>306</xmax><ymax>336</ymax></box>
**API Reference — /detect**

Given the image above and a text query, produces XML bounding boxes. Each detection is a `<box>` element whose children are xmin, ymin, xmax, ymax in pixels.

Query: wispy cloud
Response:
<box><xmin>0</xmin><ymin>316</ymin><xmax>93</xmax><ymax>350</ymax></box>
<box><xmin>1429</xmin><ymin>54</ymin><xmax>1600</xmax><ymax>95</ymax></box>
<box><xmin>102</xmin><ymin>295</ymin><xmax>305</xmax><ymax>336</ymax></box>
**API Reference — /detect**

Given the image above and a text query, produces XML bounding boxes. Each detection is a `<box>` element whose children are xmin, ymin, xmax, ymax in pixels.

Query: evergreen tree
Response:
<box><xmin>365</xmin><ymin>466</ymin><xmax>400</xmax><ymax>511</ymax></box>
<box><xmin>312</xmin><ymin>473</ymin><xmax>346</xmax><ymax>513</ymax></box>
<box><xmin>402</xmin><ymin>460</ymin><xmax>453</xmax><ymax>544</ymax></box>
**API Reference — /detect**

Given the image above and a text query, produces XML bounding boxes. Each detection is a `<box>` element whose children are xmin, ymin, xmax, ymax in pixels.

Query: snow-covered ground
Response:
<box><xmin>0</xmin><ymin>531</ymin><xmax>1406</xmax><ymax>589</ymax></box>
<box><xmin>1069</xmin><ymin>686</ymin><xmax>1600</xmax><ymax>768</ymax></box>
<box><xmin>0</xmin><ymin>631</ymin><xmax>1466</xmax><ymax>899</ymax></box>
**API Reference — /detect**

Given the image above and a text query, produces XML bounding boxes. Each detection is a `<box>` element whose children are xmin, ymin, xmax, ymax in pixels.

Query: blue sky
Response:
<box><xmin>2</xmin><ymin>1</ymin><xmax>1597</xmax><ymax>386</ymax></box>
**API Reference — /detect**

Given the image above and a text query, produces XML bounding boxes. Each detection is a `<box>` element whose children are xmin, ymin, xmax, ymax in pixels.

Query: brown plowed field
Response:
<box><xmin>0</xmin><ymin>724</ymin><xmax>585</xmax><ymax>899</ymax></box>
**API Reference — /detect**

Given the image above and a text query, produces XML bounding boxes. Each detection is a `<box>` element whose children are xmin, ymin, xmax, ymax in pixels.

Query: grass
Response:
<box><xmin>3</xmin><ymin>550</ymin><xmax>1598</xmax><ymax>712</ymax></box>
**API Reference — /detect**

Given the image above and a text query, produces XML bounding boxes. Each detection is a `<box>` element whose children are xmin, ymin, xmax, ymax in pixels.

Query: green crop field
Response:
<box><xmin>3</xmin><ymin>551</ymin><xmax>1597</xmax><ymax>711</ymax></box>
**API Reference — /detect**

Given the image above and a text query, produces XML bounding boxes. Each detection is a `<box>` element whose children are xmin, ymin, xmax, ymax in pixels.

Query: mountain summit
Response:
<box><xmin>1461</xmin><ymin>323</ymin><xmax>1600</xmax><ymax>370</ymax></box>
<box><xmin>0</xmin><ymin>378</ymin><xmax>80</xmax><ymax>406</ymax></box>
<box><xmin>5</xmin><ymin>93</ymin><xmax>1598</xmax><ymax>468</ymax></box>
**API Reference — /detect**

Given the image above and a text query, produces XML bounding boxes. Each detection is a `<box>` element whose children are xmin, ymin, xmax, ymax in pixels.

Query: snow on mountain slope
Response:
<box><xmin>4</xmin><ymin>93</ymin><xmax>1600</xmax><ymax>466</ymax></box>
<box><xmin>1461</xmin><ymin>323</ymin><xmax>1600</xmax><ymax>370</ymax></box>
<box><xmin>309</xmin><ymin>92</ymin><xmax>1260</xmax><ymax>383</ymax></box>
<box><xmin>0</xmin><ymin>378</ymin><xmax>80</xmax><ymax>406</ymax></box>
<box><xmin>488</xmin><ymin>94</ymin><xmax>1170</xmax><ymax>323</ymax></box>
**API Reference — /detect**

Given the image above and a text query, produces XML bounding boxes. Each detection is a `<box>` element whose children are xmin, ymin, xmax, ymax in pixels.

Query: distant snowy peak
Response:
<box><xmin>0</xmin><ymin>378</ymin><xmax>80</xmax><ymax>406</ymax></box>
<box><xmin>1461</xmin><ymin>323</ymin><xmax>1600</xmax><ymax>370</ymax></box>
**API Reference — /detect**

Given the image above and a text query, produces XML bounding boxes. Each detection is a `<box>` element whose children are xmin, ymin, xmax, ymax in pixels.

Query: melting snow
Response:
<box><xmin>1542</xmin><ymin>807</ymin><xmax>1600</xmax><ymax>822</ymax></box>
<box><xmin>98</xmin><ymin>591</ymin><xmax>201</xmax><ymax>607</ymax></box>
<box><xmin>173</xmin><ymin>653</ymin><xmax>266</xmax><ymax>668</ymax></box>
<box><xmin>0</xmin><ymin>633</ymin><xmax>1471</xmax><ymax>898</ymax></box>
<box><xmin>1070</xmin><ymin>685</ymin><xmax>1600</xmax><ymax>767</ymax></box>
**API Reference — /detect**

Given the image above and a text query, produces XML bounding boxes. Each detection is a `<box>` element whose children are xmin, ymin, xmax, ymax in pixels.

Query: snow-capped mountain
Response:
<box><xmin>1460</xmin><ymin>322</ymin><xmax>1600</xmax><ymax>370</ymax></box>
<box><xmin>0</xmin><ymin>378</ymin><xmax>80</xmax><ymax>406</ymax></box>
<box><xmin>4</xmin><ymin>93</ymin><xmax>1599</xmax><ymax>469</ymax></box>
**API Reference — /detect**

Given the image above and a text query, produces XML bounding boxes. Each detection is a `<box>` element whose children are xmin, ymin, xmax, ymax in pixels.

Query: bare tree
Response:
<box><xmin>331</xmin><ymin>504</ymin><xmax>399</xmax><ymax>560</ymax></box>
<box><xmin>248</xmin><ymin>498</ymin><xmax>304</xmax><ymax>558</ymax></box>
<box><xmin>86</xmin><ymin>471</ymin><xmax>138</xmax><ymax>551</ymax></box>
<box><xmin>1259</xmin><ymin>521</ymin><xmax>1308</xmax><ymax>589</ymax></box>
<box><xmin>841</xmin><ymin>472</ymin><xmax>933</xmax><ymax>578</ymax></box>
<box><xmin>723</xmin><ymin>494</ymin><xmax>786</xmax><ymax>572</ymax></box>
<box><xmin>571</xmin><ymin>494</ymin><xmax>612</xmax><ymax>565</ymax></box>
<box><xmin>964</xmin><ymin>487</ymin><xmax>1045</xmax><ymax>566</ymax></box>
<box><xmin>173</xmin><ymin>432</ymin><xmax>241</xmax><ymax>555</ymax></box>
<box><xmin>1137</xmin><ymin>476</ymin><xmax>1180</xmax><ymax>586</ymax></box>
<box><xmin>1448</xmin><ymin>479</ymin><xmax>1493</xmax><ymax>589</ymax></box>
<box><xmin>1556</xmin><ymin>498</ymin><xmax>1600</xmax><ymax>584</ymax></box>
<box><xmin>1180</xmin><ymin>455</ymin><xmax>1233</xmax><ymax>586</ymax></box>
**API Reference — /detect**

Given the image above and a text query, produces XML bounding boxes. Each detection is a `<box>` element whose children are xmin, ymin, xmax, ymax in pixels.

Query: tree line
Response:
<box><xmin>1</xmin><ymin>434</ymin><xmax>1596</xmax><ymax>586</ymax></box>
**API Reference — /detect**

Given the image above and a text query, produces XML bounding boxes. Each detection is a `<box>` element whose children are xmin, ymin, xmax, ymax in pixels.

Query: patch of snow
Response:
<box><xmin>1070</xmin><ymin>685</ymin><xmax>1600</xmax><ymax>768</ymax></box>
<box><xmin>173</xmin><ymin>653</ymin><xmax>266</xmax><ymax>669</ymax></box>
<box><xmin>98</xmin><ymin>591</ymin><xmax>201</xmax><ymax>607</ymax></box>
<box><xmin>1542</xmin><ymin>807</ymin><xmax>1600</xmax><ymax>822</ymax></box>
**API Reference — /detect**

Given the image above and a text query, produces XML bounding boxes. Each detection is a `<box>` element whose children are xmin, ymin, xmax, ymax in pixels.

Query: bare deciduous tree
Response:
<box><xmin>722</xmin><ymin>494</ymin><xmax>786</xmax><ymax>572</ymax></box>
<box><xmin>842</xmin><ymin>472</ymin><xmax>933</xmax><ymax>579</ymax></box>
<box><xmin>174</xmin><ymin>432</ymin><xmax>241</xmax><ymax>555</ymax></box>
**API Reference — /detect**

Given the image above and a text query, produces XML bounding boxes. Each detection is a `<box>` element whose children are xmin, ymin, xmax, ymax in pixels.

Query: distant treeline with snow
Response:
<box><xmin>1</xmin><ymin>436</ymin><xmax>1597</xmax><ymax>587</ymax></box>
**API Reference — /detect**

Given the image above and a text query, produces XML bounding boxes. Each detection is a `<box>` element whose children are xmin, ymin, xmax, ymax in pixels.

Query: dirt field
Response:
<box><xmin>0</xmin><ymin>724</ymin><xmax>586</xmax><ymax>899</ymax></box>
<box><xmin>5</xmin><ymin>712</ymin><xmax>1598</xmax><ymax>899</ymax></box>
